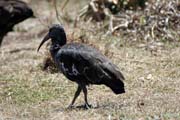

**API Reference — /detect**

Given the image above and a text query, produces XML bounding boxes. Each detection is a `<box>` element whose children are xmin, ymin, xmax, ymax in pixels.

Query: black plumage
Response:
<box><xmin>37</xmin><ymin>24</ymin><xmax>125</xmax><ymax>108</ymax></box>
<box><xmin>0</xmin><ymin>0</ymin><xmax>34</xmax><ymax>46</ymax></box>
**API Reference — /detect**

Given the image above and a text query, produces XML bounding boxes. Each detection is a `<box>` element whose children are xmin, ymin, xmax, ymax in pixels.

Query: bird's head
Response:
<box><xmin>37</xmin><ymin>24</ymin><xmax>67</xmax><ymax>52</ymax></box>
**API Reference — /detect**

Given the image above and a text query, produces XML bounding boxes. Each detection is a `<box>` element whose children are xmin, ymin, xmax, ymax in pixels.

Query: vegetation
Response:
<box><xmin>0</xmin><ymin>0</ymin><xmax>180</xmax><ymax>119</ymax></box>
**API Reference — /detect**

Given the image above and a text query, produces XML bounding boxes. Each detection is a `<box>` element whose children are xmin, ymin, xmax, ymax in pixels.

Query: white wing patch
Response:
<box><xmin>60</xmin><ymin>62</ymin><xmax>69</xmax><ymax>73</ymax></box>
<box><xmin>72</xmin><ymin>64</ymin><xmax>79</xmax><ymax>75</ymax></box>
<box><xmin>60</xmin><ymin>63</ymin><xmax>79</xmax><ymax>76</ymax></box>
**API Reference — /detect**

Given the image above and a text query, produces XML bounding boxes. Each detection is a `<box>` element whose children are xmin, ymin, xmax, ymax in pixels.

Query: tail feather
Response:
<box><xmin>103</xmin><ymin>78</ymin><xmax>125</xmax><ymax>94</ymax></box>
<box><xmin>101</xmin><ymin>62</ymin><xmax>125</xmax><ymax>94</ymax></box>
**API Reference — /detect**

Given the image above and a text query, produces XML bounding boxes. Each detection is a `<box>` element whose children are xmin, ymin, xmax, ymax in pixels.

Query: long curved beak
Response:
<box><xmin>37</xmin><ymin>33</ymin><xmax>50</xmax><ymax>52</ymax></box>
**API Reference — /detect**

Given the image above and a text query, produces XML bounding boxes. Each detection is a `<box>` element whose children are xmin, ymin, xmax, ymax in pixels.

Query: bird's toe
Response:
<box><xmin>83</xmin><ymin>103</ymin><xmax>93</xmax><ymax>109</ymax></box>
<box><xmin>67</xmin><ymin>105</ymin><xmax>75</xmax><ymax>109</ymax></box>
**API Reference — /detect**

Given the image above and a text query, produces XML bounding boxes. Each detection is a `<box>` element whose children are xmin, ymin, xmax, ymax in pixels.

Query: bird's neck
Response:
<box><xmin>50</xmin><ymin>37</ymin><xmax>66</xmax><ymax>61</ymax></box>
<box><xmin>50</xmin><ymin>44</ymin><xmax>61</xmax><ymax>60</ymax></box>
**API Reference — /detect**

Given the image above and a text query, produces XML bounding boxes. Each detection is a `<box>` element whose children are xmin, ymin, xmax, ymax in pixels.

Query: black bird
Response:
<box><xmin>37</xmin><ymin>24</ymin><xmax>125</xmax><ymax>108</ymax></box>
<box><xmin>0</xmin><ymin>0</ymin><xmax>34</xmax><ymax>46</ymax></box>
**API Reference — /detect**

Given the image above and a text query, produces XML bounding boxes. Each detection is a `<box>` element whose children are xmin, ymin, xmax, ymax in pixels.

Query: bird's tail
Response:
<box><xmin>100</xmin><ymin>62</ymin><xmax>125</xmax><ymax>94</ymax></box>
<box><xmin>103</xmin><ymin>78</ymin><xmax>125</xmax><ymax>94</ymax></box>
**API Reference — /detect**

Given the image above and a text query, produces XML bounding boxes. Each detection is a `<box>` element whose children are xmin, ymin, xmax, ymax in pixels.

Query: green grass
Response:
<box><xmin>1</xmin><ymin>41</ymin><xmax>180</xmax><ymax>119</ymax></box>
<box><xmin>1</xmin><ymin>76</ymin><xmax>57</xmax><ymax>104</ymax></box>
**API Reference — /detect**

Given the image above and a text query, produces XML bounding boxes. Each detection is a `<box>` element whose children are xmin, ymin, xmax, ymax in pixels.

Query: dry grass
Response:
<box><xmin>0</xmin><ymin>0</ymin><xmax>180</xmax><ymax>119</ymax></box>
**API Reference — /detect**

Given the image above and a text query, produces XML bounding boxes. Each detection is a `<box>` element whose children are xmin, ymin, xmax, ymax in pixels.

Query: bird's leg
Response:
<box><xmin>0</xmin><ymin>36</ymin><xmax>3</xmax><ymax>46</ymax></box>
<box><xmin>82</xmin><ymin>85</ymin><xmax>92</xmax><ymax>109</ymax></box>
<box><xmin>68</xmin><ymin>85</ymin><xmax>82</xmax><ymax>108</ymax></box>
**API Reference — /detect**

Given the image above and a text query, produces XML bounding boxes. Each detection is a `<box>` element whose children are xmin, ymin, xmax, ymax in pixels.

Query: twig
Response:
<box><xmin>74</xmin><ymin>5</ymin><xmax>89</xmax><ymax>27</ymax></box>
<box><xmin>112</xmin><ymin>21</ymin><xmax>128</xmax><ymax>31</ymax></box>
<box><xmin>53</xmin><ymin>0</ymin><xmax>63</xmax><ymax>24</ymax></box>
<box><xmin>37</xmin><ymin>17</ymin><xmax>50</xmax><ymax>28</ymax></box>
<box><xmin>151</xmin><ymin>23</ymin><xmax>156</xmax><ymax>39</ymax></box>
<box><xmin>109</xmin><ymin>15</ymin><xmax>113</xmax><ymax>32</ymax></box>
<box><xmin>61</xmin><ymin>0</ymin><xmax>69</xmax><ymax>11</ymax></box>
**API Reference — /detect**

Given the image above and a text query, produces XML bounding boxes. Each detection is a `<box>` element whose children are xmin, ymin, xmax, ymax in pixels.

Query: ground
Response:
<box><xmin>0</xmin><ymin>0</ymin><xmax>180</xmax><ymax>119</ymax></box>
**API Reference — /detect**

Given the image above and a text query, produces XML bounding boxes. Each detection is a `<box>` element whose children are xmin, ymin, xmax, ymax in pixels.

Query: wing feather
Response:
<box><xmin>56</xmin><ymin>44</ymin><xmax>124</xmax><ymax>85</ymax></box>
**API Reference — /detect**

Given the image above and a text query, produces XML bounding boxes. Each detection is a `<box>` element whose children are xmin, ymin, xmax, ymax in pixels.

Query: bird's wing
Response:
<box><xmin>0</xmin><ymin>0</ymin><xmax>33</xmax><ymax>28</ymax></box>
<box><xmin>81</xmin><ymin>51</ymin><xmax>125</xmax><ymax>82</ymax></box>
<box><xmin>56</xmin><ymin>46</ymin><xmax>124</xmax><ymax>84</ymax></box>
<box><xmin>0</xmin><ymin>1</ymin><xmax>11</xmax><ymax>27</ymax></box>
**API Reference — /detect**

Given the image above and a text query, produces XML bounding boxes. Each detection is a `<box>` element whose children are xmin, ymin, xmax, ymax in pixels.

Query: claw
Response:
<box><xmin>83</xmin><ymin>103</ymin><xmax>93</xmax><ymax>109</ymax></box>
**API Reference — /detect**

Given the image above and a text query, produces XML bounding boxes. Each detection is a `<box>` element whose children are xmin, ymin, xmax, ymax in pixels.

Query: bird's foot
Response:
<box><xmin>83</xmin><ymin>103</ymin><xmax>93</xmax><ymax>109</ymax></box>
<box><xmin>67</xmin><ymin>103</ymin><xmax>93</xmax><ymax>109</ymax></box>
<box><xmin>67</xmin><ymin>104</ymin><xmax>75</xmax><ymax>109</ymax></box>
